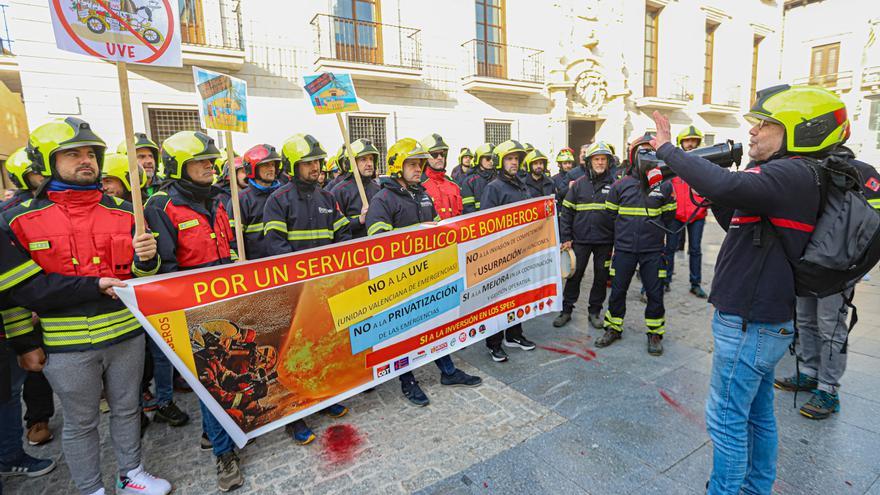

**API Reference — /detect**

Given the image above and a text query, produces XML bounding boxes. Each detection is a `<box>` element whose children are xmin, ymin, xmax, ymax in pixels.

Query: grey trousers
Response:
<box><xmin>795</xmin><ymin>290</ymin><xmax>852</xmax><ymax>394</ymax></box>
<box><xmin>42</xmin><ymin>334</ymin><xmax>145</xmax><ymax>494</ymax></box>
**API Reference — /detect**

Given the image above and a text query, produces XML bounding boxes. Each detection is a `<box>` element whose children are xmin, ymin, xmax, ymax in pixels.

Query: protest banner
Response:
<box><xmin>193</xmin><ymin>66</ymin><xmax>249</xmax><ymax>259</ymax></box>
<box><xmin>303</xmin><ymin>72</ymin><xmax>369</xmax><ymax>207</ymax></box>
<box><xmin>117</xmin><ymin>197</ymin><xmax>563</xmax><ymax>447</ymax></box>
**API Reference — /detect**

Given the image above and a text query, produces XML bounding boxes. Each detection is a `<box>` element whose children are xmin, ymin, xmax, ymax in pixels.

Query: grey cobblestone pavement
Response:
<box><xmin>7</xmin><ymin>219</ymin><xmax>880</xmax><ymax>494</ymax></box>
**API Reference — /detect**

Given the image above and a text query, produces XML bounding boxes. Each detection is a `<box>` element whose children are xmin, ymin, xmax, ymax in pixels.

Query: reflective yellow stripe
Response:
<box><xmin>474</xmin><ymin>201</ymin><xmax>481</xmax><ymax>209</ymax></box>
<box><xmin>604</xmin><ymin>260</ymin><xmax>611</xmax><ymax>268</ymax></box>
<box><xmin>568</xmin><ymin>202</ymin><xmax>606</xmax><ymax>211</ymax></box>
<box><xmin>658</xmin><ymin>269</ymin><xmax>667</xmax><ymax>278</ymax></box>
<box><xmin>230</xmin><ymin>249</ymin><xmax>239</xmax><ymax>262</ymax></box>
<box><xmin>618</xmin><ymin>207</ymin><xmax>662</xmax><ymax>216</ymax></box>
<box><xmin>287</xmin><ymin>230</ymin><xmax>333</xmax><ymax>241</ymax></box>
<box><xmin>244</xmin><ymin>223</ymin><xmax>264</xmax><ymax>234</ymax></box>
<box><xmin>229</xmin><ymin>219</ymin><xmax>236</xmax><ymax>228</ymax></box>
<box><xmin>645</xmin><ymin>317</ymin><xmax>665</xmax><ymax>326</ymax></box>
<box><xmin>609</xmin><ymin>268</ymin><xmax>616</xmax><ymax>276</ymax></box>
<box><xmin>42</xmin><ymin>317</ymin><xmax>140</xmax><ymax>347</ymax></box>
<box><xmin>605</xmin><ymin>201</ymin><xmax>619</xmax><ymax>211</ymax></box>
<box><xmin>1</xmin><ymin>307</ymin><xmax>30</xmax><ymax>323</ymax></box>
<box><xmin>367</xmin><ymin>222</ymin><xmax>393</xmax><ymax>236</ymax></box>
<box><xmin>462</xmin><ymin>196</ymin><xmax>475</xmax><ymax>205</ymax></box>
<box><xmin>333</xmin><ymin>216</ymin><xmax>350</xmax><ymax>232</ymax></box>
<box><xmin>132</xmin><ymin>255</ymin><xmax>160</xmax><ymax>278</ymax></box>
<box><xmin>5</xmin><ymin>318</ymin><xmax>34</xmax><ymax>338</ymax></box>
<box><xmin>0</xmin><ymin>259</ymin><xmax>42</xmax><ymax>291</ymax></box>
<box><xmin>231</xmin><ymin>393</ymin><xmax>242</xmax><ymax>409</ymax></box>
<box><xmin>662</xmin><ymin>202</ymin><xmax>677</xmax><ymax>212</ymax></box>
<box><xmin>433</xmin><ymin>215</ymin><xmax>441</xmax><ymax>222</ymax></box>
<box><xmin>603</xmin><ymin>312</ymin><xmax>623</xmax><ymax>331</ymax></box>
<box><xmin>41</xmin><ymin>308</ymin><xmax>133</xmax><ymax>332</ymax></box>
<box><xmin>264</xmin><ymin>220</ymin><xmax>288</xmax><ymax>235</ymax></box>
<box><xmin>870</xmin><ymin>198</ymin><xmax>880</xmax><ymax>209</ymax></box>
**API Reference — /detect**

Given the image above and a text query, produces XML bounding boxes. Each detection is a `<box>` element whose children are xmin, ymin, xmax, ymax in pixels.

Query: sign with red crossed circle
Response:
<box><xmin>49</xmin><ymin>0</ymin><xmax>181</xmax><ymax>67</ymax></box>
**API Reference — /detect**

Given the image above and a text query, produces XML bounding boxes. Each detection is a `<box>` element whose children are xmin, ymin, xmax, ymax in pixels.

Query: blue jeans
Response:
<box><xmin>706</xmin><ymin>311</ymin><xmax>794</xmax><ymax>495</ymax></box>
<box><xmin>200</xmin><ymin>401</ymin><xmax>234</xmax><ymax>457</ymax></box>
<box><xmin>147</xmin><ymin>338</ymin><xmax>173</xmax><ymax>406</ymax></box>
<box><xmin>664</xmin><ymin>219</ymin><xmax>705</xmax><ymax>286</ymax></box>
<box><xmin>0</xmin><ymin>347</ymin><xmax>26</xmax><ymax>463</ymax></box>
<box><xmin>399</xmin><ymin>355</ymin><xmax>456</xmax><ymax>384</ymax></box>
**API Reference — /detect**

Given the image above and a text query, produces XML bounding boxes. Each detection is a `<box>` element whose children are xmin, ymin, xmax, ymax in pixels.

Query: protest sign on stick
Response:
<box><xmin>303</xmin><ymin>72</ymin><xmax>369</xmax><ymax>208</ymax></box>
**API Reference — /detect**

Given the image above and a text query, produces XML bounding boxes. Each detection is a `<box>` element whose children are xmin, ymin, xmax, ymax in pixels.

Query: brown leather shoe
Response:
<box><xmin>27</xmin><ymin>422</ymin><xmax>53</xmax><ymax>446</ymax></box>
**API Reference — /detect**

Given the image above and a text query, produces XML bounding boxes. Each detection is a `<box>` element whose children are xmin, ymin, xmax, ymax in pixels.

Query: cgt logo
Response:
<box><xmin>414</xmin><ymin>350</ymin><xmax>428</xmax><ymax>361</ymax></box>
<box><xmin>394</xmin><ymin>357</ymin><xmax>410</xmax><ymax>370</ymax></box>
<box><xmin>431</xmin><ymin>342</ymin><xmax>448</xmax><ymax>353</ymax></box>
<box><xmin>377</xmin><ymin>364</ymin><xmax>391</xmax><ymax>377</ymax></box>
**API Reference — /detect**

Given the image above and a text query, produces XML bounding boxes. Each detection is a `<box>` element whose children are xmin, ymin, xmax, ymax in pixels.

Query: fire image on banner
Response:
<box><xmin>116</xmin><ymin>197</ymin><xmax>562</xmax><ymax>447</ymax></box>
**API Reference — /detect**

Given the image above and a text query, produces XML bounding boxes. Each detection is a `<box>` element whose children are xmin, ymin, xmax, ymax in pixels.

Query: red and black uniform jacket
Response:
<box><xmin>145</xmin><ymin>181</ymin><xmax>236</xmax><ymax>273</ymax></box>
<box><xmin>422</xmin><ymin>167</ymin><xmax>463</xmax><ymax>220</ymax></box>
<box><xmin>0</xmin><ymin>189</ymin><xmax>159</xmax><ymax>352</ymax></box>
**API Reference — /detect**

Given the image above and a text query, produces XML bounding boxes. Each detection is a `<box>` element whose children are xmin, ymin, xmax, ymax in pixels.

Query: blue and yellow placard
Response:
<box><xmin>303</xmin><ymin>72</ymin><xmax>360</xmax><ymax>115</ymax></box>
<box><xmin>193</xmin><ymin>66</ymin><xmax>248</xmax><ymax>133</ymax></box>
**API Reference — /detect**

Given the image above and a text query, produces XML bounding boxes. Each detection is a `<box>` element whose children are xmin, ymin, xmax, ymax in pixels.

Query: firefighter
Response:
<box><xmin>0</xmin><ymin>117</ymin><xmax>170</xmax><ymax>495</ymax></box>
<box><xmin>556</xmin><ymin>142</ymin><xmax>616</xmax><ymax>330</ymax></box>
<box><xmin>365</xmin><ymin>138</ymin><xmax>482</xmax><ymax>406</ymax></box>
<box><xmin>479</xmin><ymin>140</ymin><xmax>537</xmax><ymax>361</ymax></box>
<box><xmin>420</xmin><ymin>133</ymin><xmax>464</xmax><ymax>220</ymax></box>
<box><xmin>600</xmin><ymin>133</ymin><xmax>676</xmax><ymax>356</ymax></box>
<box><xmin>551</xmin><ymin>147</ymin><xmax>576</xmax><ymax>205</ymax></box>
<box><xmin>1</xmin><ymin>148</ymin><xmax>45</xmax><ymax>212</ymax></box>
<box><xmin>229</xmin><ymin>144</ymin><xmax>283</xmax><ymax>259</ymax></box>
<box><xmin>117</xmin><ymin>132</ymin><xmax>162</xmax><ymax>197</ymax></box>
<box><xmin>451</xmin><ymin>147</ymin><xmax>474</xmax><ymax>184</ymax></box>
<box><xmin>460</xmin><ymin>142</ymin><xmax>495</xmax><ymax>213</ymax></box>
<box><xmin>263</xmin><ymin>133</ymin><xmax>352</xmax><ymax>443</ymax></box>
<box><xmin>214</xmin><ymin>154</ymin><xmax>247</xmax><ymax>207</ymax></box>
<box><xmin>521</xmin><ymin>149</ymin><xmax>556</xmax><ymax>199</ymax></box>
<box><xmin>101</xmin><ymin>153</ymin><xmax>147</xmax><ymax>202</ymax></box>
<box><xmin>663</xmin><ymin>126</ymin><xmax>709</xmax><ymax>298</ymax></box>
<box><xmin>324</xmin><ymin>145</ymin><xmax>349</xmax><ymax>192</ymax></box>
<box><xmin>321</xmin><ymin>153</ymin><xmax>340</xmax><ymax>189</ymax></box>
<box><xmin>143</xmin><ymin>130</ymin><xmax>241</xmax><ymax>492</ymax></box>
<box><xmin>329</xmin><ymin>138</ymin><xmax>381</xmax><ymax>238</ymax></box>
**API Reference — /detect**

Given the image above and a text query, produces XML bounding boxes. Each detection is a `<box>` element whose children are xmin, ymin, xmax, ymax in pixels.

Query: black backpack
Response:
<box><xmin>785</xmin><ymin>150</ymin><xmax>880</xmax><ymax>298</ymax></box>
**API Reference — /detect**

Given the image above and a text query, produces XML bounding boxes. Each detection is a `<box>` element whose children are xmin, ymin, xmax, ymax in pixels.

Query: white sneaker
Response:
<box><xmin>116</xmin><ymin>465</ymin><xmax>172</xmax><ymax>495</ymax></box>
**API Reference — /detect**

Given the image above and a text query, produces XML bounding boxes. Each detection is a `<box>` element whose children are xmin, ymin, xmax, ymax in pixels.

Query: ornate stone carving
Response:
<box><xmin>571</xmin><ymin>69</ymin><xmax>607</xmax><ymax>116</ymax></box>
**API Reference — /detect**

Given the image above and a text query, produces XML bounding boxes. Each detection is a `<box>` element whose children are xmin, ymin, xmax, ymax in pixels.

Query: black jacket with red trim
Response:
<box><xmin>657</xmin><ymin>142</ymin><xmax>821</xmax><ymax>322</ymax></box>
<box><xmin>0</xmin><ymin>190</ymin><xmax>33</xmax><ymax>213</ymax></box>
<box><xmin>851</xmin><ymin>158</ymin><xmax>880</xmax><ymax>208</ymax></box>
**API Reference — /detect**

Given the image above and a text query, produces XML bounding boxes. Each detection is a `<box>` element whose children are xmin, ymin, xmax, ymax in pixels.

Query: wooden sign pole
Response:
<box><xmin>225</xmin><ymin>130</ymin><xmax>247</xmax><ymax>262</ymax></box>
<box><xmin>116</xmin><ymin>62</ymin><xmax>146</xmax><ymax>236</ymax></box>
<box><xmin>335</xmin><ymin>113</ymin><xmax>369</xmax><ymax>208</ymax></box>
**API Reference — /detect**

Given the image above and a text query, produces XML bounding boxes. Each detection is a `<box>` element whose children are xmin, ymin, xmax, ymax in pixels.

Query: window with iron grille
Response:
<box><xmin>146</xmin><ymin>107</ymin><xmax>205</xmax><ymax>146</ymax></box>
<box><xmin>484</xmin><ymin>121</ymin><xmax>511</xmax><ymax>145</ymax></box>
<box><xmin>703</xmin><ymin>133</ymin><xmax>715</xmax><ymax>146</ymax></box>
<box><xmin>348</xmin><ymin>115</ymin><xmax>387</xmax><ymax>174</ymax></box>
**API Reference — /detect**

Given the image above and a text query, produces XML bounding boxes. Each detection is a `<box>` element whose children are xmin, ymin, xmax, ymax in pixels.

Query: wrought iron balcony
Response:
<box><xmin>461</xmin><ymin>39</ymin><xmax>544</xmax><ymax>84</ymax></box>
<box><xmin>180</xmin><ymin>0</ymin><xmax>243</xmax><ymax>51</ymax></box>
<box><xmin>311</xmin><ymin>14</ymin><xmax>421</xmax><ymax>70</ymax></box>
<box><xmin>794</xmin><ymin>71</ymin><xmax>853</xmax><ymax>92</ymax></box>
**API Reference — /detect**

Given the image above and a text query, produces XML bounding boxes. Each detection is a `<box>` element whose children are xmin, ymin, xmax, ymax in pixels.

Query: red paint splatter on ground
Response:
<box><xmin>658</xmin><ymin>389</ymin><xmax>703</xmax><ymax>425</ymax></box>
<box><xmin>538</xmin><ymin>345</ymin><xmax>598</xmax><ymax>363</ymax></box>
<box><xmin>321</xmin><ymin>424</ymin><xmax>363</xmax><ymax>465</ymax></box>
